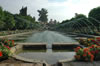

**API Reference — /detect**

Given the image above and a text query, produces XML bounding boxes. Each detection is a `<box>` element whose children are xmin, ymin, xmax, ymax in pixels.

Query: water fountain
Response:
<box><xmin>10</xmin><ymin>17</ymin><xmax>100</xmax><ymax>65</ymax></box>
<box><xmin>56</xmin><ymin>17</ymin><xmax>100</xmax><ymax>36</ymax></box>
<box><xmin>13</xmin><ymin>30</ymin><xmax>79</xmax><ymax>64</ymax></box>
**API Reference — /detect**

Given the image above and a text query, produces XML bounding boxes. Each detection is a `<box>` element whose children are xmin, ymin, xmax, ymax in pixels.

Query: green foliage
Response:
<box><xmin>14</xmin><ymin>16</ymin><xmax>29</xmax><ymax>29</ymax></box>
<box><xmin>0</xmin><ymin>20</ymin><xmax>5</xmax><ymax>30</ymax></box>
<box><xmin>0</xmin><ymin>7</ymin><xmax>4</xmax><ymax>21</ymax></box>
<box><xmin>88</xmin><ymin>7</ymin><xmax>100</xmax><ymax>31</ymax></box>
<box><xmin>38</xmin><ymin>8</ymin><xmax>48</xmax><ymax>22</ymax></box>
<box><xmin>75</xmin><ymin>13</ymin><xmax>87</xmax><ymax>19</ymax></box>
<box><xmin>20</xmin><ymin>7</ymin><xmax>27</xmax><ymax>16</ymax></box>
<box><xmin>56</xmin><ymin>13</ymin><xmax>87</xmax><ymax>31</ymax></box>
<box><xmin>20</xmin><ymin>15</ymin><xmax>35</xmax><ymax>23</ymax></box>
<box><xmin>1</xmin><ymin>46</ymin><xmax>10</xmax><ymax>57</ymax></box>
<box><xmin>89</xmin><ymin>7</ymin><xmax>100</xmax><ymax>21</ymax></box>
<box><xmin>4</xmin><ymin>11</ymin><xmax>15</xmax><ymax>30</ymax></box>
<box><xmin>0</xmin><ymin>6</ymin><xmax>42</xmax><ymax>31</ymax></box>
<box><xmin>0</xmin><ymin>38</ymin><xmax>15</xmax><ymax>58</ymax></box>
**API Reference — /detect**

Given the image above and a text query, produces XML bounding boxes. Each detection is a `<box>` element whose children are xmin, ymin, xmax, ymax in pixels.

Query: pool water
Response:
<box><xmin>18</xmin><ymin>49</ymin><xmax>75</xmax><ymax>64</ymax></box>
<box><xmin>16</xmin><ymin>30</ymin><xmax>77</xmax><ymax>64</ymax></box>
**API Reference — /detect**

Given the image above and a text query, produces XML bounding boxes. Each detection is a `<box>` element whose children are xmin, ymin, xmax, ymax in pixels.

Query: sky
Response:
<box><xmin>0</xmin><ymin>0</ymin><xmax>100</xmax><ymax>22</ymax></box>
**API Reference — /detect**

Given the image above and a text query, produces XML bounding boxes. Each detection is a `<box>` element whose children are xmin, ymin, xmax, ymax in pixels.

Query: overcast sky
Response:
<box><xmin>0</xmin><ymin>0</ymin><xmax>100</xmax><ymax>22</ymax></box>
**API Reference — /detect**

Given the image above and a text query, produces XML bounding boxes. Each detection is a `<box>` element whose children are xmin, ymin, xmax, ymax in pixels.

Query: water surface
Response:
<box><xmin>17</xmin><ymin>31</ymin><xmax>77</xmax><ymax>64</ymax></box>
<box><xmin>25</xmin><ymin>30</ymin><xmax>77</xmax><ymax>48</ymax></box>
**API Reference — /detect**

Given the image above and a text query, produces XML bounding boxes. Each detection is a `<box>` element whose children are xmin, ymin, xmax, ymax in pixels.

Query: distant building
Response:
<box><xmin>49</xmin><ymin>19</ymin><xmax>53</xmax><ymax>24</ymax></box>
<box><xmin>49</xmin><ymin>19</ymin><xmax>59</xmax><ymax>25</ymax></box>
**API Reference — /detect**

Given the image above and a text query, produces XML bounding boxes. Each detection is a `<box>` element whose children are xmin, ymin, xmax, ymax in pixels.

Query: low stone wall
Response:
<box><xmin>74</xmin><ymin>37</ymin><xmax>87</xmax><ymax>40</ymax></box>
<box><xmin>52</xmin><ymin>42</ymin><xmax>80</xmax><ymax>50</ymax></box>
<box><xmin>0</xmin><ymin>31</ymin><xmax>33</xmax><ymax>38</ymax></box>
<box><xmin>17</xmin><ymin>43</ymin><xmax>47</xmax><ymax>50</ymax></box>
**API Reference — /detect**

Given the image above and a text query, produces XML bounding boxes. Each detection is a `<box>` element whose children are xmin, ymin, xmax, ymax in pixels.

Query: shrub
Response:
<box><xmin>79</xmin><ymin>37</ymin><xmax>100</xmax><ymax>47</ymax></box>
<box><xmin>0</xmin><ymin>38</ymin><xmax>14</xmax><ymax>47</ymax></box>
<box><xmin>0</xmin><ymin>38</ymin><xmax>15</xmax><ymax>59</ymax></box>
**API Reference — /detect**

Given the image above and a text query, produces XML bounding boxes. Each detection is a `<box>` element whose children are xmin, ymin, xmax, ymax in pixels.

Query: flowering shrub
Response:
<box><xmin>79</xmin><ymin>37</ymin><xmax>100</xmax><ymax>47</ymax></box>
<box><xmin>74</xmin><ymin>45</ymin><xmax>100</xmax><ymax>62</ymax></box>
<box><xmin>0</xmin><ymin>38</ymin><xmax>15</xmax><ymax>59</ymax></box>
<box><xmin>0</xmin><ymin>38</ymin><xmax>14</xmax><ymax>47</ymax></box>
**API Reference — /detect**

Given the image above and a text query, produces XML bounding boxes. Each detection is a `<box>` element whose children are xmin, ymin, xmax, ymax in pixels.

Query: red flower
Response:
<box><xmin>90</xmin><ymin>51</ymin><xmax>95</xmax><ymax>54</ymax></box>
<box><xmin>4</xmin><ymin>45</ymin><xmax>10</xmax><ymax>50</ymax></box>
<box><xmin>95</xmin><ymin>50</ymin><xmax>99</xmax><ymax>54</ymax></box>
<box><xmin>74</xmin><ymin>47</ymin><xmax>81</xmax><ymax>52</ymax></box>
<box><xmin>83</xmin><ymin>48</ymin><xmax>89</xmax><ymax>53</ymax></box>
<box><xmin>4</xmin><ymin>41</ymin><xmax>7</xmax><ymax>43</ymax></box>
<box><xmin>0</xmin><ymin>51</ymin><xmax>2</xmax><ymax>57</ymax></box>
<box><xmin>77</xmin><ymin>47</ymin><xmax>81</xmax><ymax>49</ymax></box>
<box><xmin>89</xmin><ymin>46</ymin><xmax>92</xmax><ymax>49</ymax></box>
<box><xmin>91</xmin><ymin>40</ymin><xmax>96</xmax><ymax>42</ymax></box>
<box><xmin>83</xmin><ymin>54</ymin><xmax>87</xmax><ymax>57</ymax></box>
<box><xmin>88</xmin><ymin>52</ymin><xmax>92</xmax><ymax>55</ymax></box>
<box><xmin>96</xmin><ymin>37</ymin><xmax>100</xmax><ymax>40</ymax></box>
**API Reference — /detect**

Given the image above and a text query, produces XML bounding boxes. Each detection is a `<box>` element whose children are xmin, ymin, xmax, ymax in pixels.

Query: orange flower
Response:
<box><xmin>74</xmin><ymin>47</ymin><xmax>81</xmax><ymax>52</ymax></box>
<box><xmin>77</xmin><ymin>47</ymin><xmax>81</xmax><ymax>49</ymax></box>
<box><xmin>91</xmin><ymin>45</ymin><xmax>95</xmax><ymax>48</ymax></box>
<box><xmin>0</xmin><ymin>51</ymin><xmax>2</xmax><ymax>57</ymax></box>
<box><xmin>12</xmin><ymin>40</ymin><xmax>14</xmax><ymax>45</ymax></box>
<box><xmin>83</xmin><ymin>48</ymin><xmax>89</xmax><ymax>53</ymax></box>
<box><xmin>88</xmin><ymin>52</ymin><xmax>92</xmax><ymax>56</ymax></box>
<box><xmin>90</xmin><ymin>55</ymin><xmax>94</xmax><ymax>62</ymax></box>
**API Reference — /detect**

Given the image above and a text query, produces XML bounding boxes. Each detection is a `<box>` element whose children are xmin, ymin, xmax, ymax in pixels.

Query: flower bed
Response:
<box><xmin>0</xmin><ymin>38</ymin><xmax>14</xmax><ymax>60</ymax></box>
<box><xmin>75</xmin><ymin>37</ymin><xmax>100</xmax><ymax>62</ymax></box>
<box><xmin>79</xmin><ymin>37</ymin><xmax>100</xmax><ymax>47</ymax></box>
<box><xmin>74</xmin><ymin>44</ymin><xmax>100</xmax><ymax>62</ymax></box>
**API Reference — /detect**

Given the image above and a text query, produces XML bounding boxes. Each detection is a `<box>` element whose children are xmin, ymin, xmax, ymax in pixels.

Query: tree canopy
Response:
<box><xmin>0</xmin><ymin>6</ymin><xmax>41</xmax><ymax>30</ymax></box>
<box><xmin>89</xmin><ymin>7</ymin><xmax>100</xmax><ymax>21</ymax></box>
<box><xmin>38</xmin><ymin>8</ymin><xmax>48</xmax><ymax>23</ymax></box>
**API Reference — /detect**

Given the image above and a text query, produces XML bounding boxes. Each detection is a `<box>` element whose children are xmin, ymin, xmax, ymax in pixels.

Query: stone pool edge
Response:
<box><xmin>10</xmin><ymin>42</ymin><xmax>79</xmax><ymax>66</ymax></box>
<box><xmin>10</xmin><ymin>44</ymin><xmax>48</xmax><ymax>66</ymax></box>
<box><xmin>57</xmin><ymin>58</ymin><xmax>75</xmax><ymax>66</ymax></box>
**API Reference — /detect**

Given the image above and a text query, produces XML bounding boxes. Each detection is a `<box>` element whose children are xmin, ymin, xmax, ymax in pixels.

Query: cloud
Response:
<box><xmin>47</xmin><ymin>0</ymin><xmax>100</xmax><ymax>21</ymax></box>
<box><xmin>48</xmin><ymin>0</ymin><xmax>68</xmax><ymax>3</ymax></box>
<box><xmin>0</xmin><ymin>0</ymin><xmax>100</xmax><ymax>22</ymax></box>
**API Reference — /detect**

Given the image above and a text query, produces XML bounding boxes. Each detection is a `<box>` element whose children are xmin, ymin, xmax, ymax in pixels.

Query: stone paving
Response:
<box><xmin>0</xmin><ymin>63</ymin><xmax>43</xmax><ymax>66</ymax></box>
<box><xmin>60</xmin><ymin>61</ymin><xmax>100</xmax><ymax>66</ymax></box>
